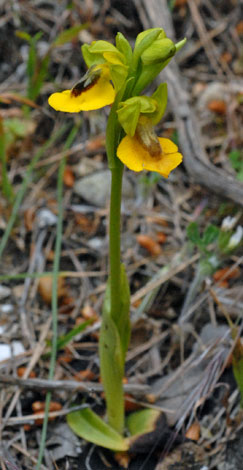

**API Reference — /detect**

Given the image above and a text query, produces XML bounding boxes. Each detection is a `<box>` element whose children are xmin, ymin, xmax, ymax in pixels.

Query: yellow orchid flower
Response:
<box><xmin>117</xmin><ymin>119</ymin><xmax>182</xmax><ymax>178</ymax></box>
<box><xmin>48</xmin><ymin>65</ymin><xmax>115</xmax><ymax>113</ymax></box>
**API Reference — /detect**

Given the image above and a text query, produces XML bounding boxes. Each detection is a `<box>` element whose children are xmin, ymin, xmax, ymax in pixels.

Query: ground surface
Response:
<box><xmin>0</xmin><ymin>1</ymin><xmax>243</xmax><ymax>469</ymax></box>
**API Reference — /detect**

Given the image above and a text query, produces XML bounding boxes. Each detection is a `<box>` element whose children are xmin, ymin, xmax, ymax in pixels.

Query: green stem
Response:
<box><xmin>109</xmin><ymin>161</ymin><xmax>124</xmax><ymax>318</ymax></box>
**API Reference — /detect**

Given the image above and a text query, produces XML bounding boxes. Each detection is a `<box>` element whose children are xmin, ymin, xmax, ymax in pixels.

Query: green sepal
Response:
<box><xmin>67</xmin><ymin>408</ymin><xmax>129</xmax><ymax>451</ymax></box>
<box><xmin>106</xmin><ymin>87</ymin><xmax>125</xmax><ymax>169</ymax></box>
<box><xmin>175</xmin><ymin>37</ymin><xmax>187</xmax><ymax>52</ymax></box>
<box><xmin>81</xmin><ymin>43</ymin><xmax>105</xmax><ymax>68</ymax></box>
<box><xmin>117</xmin><ymin>100</ymin><xmax>140</xmax><ymax>137</ymax></box>
<box><xmin>134</xmin><ymin>28</ymin><xmax>166</xmax><ymax>51</ymax></box>
<box><xmin>116</xmin><ymin>32</ymin><xmax>133</xmax><ymax>65</ymax></box>
<box><xmin>149</xmin><ymin>83</ymin><xmax>168</xmax><ymax>125</ymax></box>
<box><xmin>89</xmin><ymin>40</ymin><xmax>121</xmax><ymax>55</ymax></box>
<box><xmin>141</xmin><ymin>38</ymin><xmax>176</xmax><ymax>65</ymax></box>
<box><xmin>117</xmin><ymin>96</ymin><xmax>156</xmax><ymax>137</ymax></box>
<box><xmin>117</xmin><ymin>84</ymin><xmax>167</xmax><ymax>136</ymax></box>
<box><xmin>109</xmin><ymin>63</ymin><xmax>128</xmax><ymax>92</ymax></box>
<box><xmin>126</xmin><ymin>409</ymin><xmax>162</xmax><ymax>437</ymax></box>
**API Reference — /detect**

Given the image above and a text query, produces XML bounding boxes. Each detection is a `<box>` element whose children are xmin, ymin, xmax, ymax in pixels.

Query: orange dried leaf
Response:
<box><xmin>174</xmin><ymin>0</ymin><xmax>188</xmax><ymax>7</ymax></box>
<box><xmin>207</xmin><ymin>100</ymin><xmax>226</xmax><ymax>115</ymax></box>
<box><xmin>213</xmin><ymin>266</ymin><xmax>240</xmax><ymax>282</ymax></box>
<box><xmin>58</xmin><ymin>296</ymin><xmax>75</xmax><ymax>315</ymax></box>
<box><xmin>90</xmin><ymin>331</ymin><xmax>100</xmax><ymax>341</ymax></box>
<box><xmin>146</xmin><ymin>216</ymin><xmax>169</xmax><ymax>227</ymax></box>
<box><xmin>32</xmin><ymin>401</ymin><xmax>62</xmax><ymax>425</ymax></box>
<box><xmin>145</xmin><ymin>393</ymin><xmax>156</xmax><ymax>404</ymax></box>
<box><xmin>221</xmin><ymin>51</ymin><xmax>232</xmax><ymax>64</ymax></box>
<box><xmin>24</xmin><ymin>208</ymin><xmax>36</xmax><ymax>232</ymax></box>
<box><xmin>63</xmin><ymin>166</ymin><xmax>75</xmax><ymax>187</ymax></box>
<box><xmin>75</xmin><ymin>213</ymin><xmax>97</xmax><ymax>235</ymax></box>
<box><xmin>23</xmin><ymin>424</ymin><xmax>31</xmax><ymax>431</ymax></box>
<box><xmin>186</xmin><ymin>422</ymin><xmax>200</xmax><ymax>441</ymax></box>
<box><xmin>86</xmin><ymin>134</ymin><xmax>105</xmax><ymax>151</ymax></box>
<box><xmin>218</xmin><ymin>280</ymin><xmax>229</xmax><ymax>289</ymax></box>
<box><xmin>156</xmin><ymin>231</ymin><xmax>167</xmax><ymax>244</ymax></box>
<box><xmin>57</xmin><ymin>352</ymin><xmax>73</xmax><ymax>363</ymax></box>
<box><xmin>81</xmin><ymin>304</ymin><xmax>99</xmax><ymax>322</ymax></box>
<box><xmin>32</xmin><ymin>401</ymin><xmax>45</xmax><ymax>413</ymax></box>
<box><xmin>235</xmin><ymin>21</ymin><xmax>243</xmax><ymax>35</ymax></box>
<box><xmin>49</xmin><ymin>401</ymin><xmax>62</xmax><ymax>412</ymax></box>
<box><xmin>124</xmin><ymin>394</ymin><xmax>141</xmax><ymax>412</ymax></box>
<box><xmin>17</xmin><ymin>367</ymin><xmax>36</xmax><ymax>378</ymax></box>
<box><xmin>136</xmin><ymin>234</ymin><xmax>161</xmax><ymax>256</ymax></box>
<box><xmin>74</xmin><ymin>369</ymin><xmax>95</xmax><ymax>381</ymax></box>
<box><xmin>38</xmin><ymin>276</ymin><xmax>67</xmax><ymax>305</ymax></box>
<box><xmin>0</xmin><ymin>92</ymin><xmax>40</xmax><ymax>108</ymax></box>
<box><xmin>132</xmin><ymin>298</ymin><xmax>142</xmax><ymax>308</ymax></box>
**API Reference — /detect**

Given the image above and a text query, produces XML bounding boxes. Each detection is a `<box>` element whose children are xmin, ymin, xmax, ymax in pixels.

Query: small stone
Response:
<box><xmin>36</xmin><ymin>208</ymin><xmax>57</xmax><ymax>228</ymax></box>
<box><xmin>74</xmin><ymin>170</ymin><xmax>134</xmax><ymax>207</ymax></box>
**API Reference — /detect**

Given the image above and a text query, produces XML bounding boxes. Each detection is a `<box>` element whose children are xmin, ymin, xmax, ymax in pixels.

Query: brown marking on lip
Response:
<box><xmin>135</xmin><ymin>129</ymin><xmax>162</xmax><ymax>159</ymax></box>
<box><xmin>71</xmin><ymin>75</ymin><xmax>99</xmax><ymax>97</ymax></box>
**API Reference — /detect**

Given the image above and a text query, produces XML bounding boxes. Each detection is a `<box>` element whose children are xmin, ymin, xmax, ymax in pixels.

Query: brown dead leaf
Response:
<box><xmin>24</xmin><ymin>208</ymin><xmax>36</xmax><ymax>231</ymax></box>
<box><xmin>124</xmin><ymin>394</ymin><xmax>142</xmax><ymax>412</ymax></box>
<box><xmin>114</xmin><ymin>452</ymin><xmax>131</xmax><ymax>469</ymax></box>
<box><xmin>185</xmin><ymin>421</ymin><xmax>200</xmax><ymax>441</ymax></box>
<box><xmin>32</xmin><ymin>401</ymin><xmax>62</xmax><ymax>425</ymax></box>
<box><xmin>75</xmin><ymin>213</ymin><xmax>98</xmax><ymax>235</ymax></box>
<box><xmin>207</xmin><ymin>99</ymin><xmax>226</xmax><ymax>114</ymax></box>
<box><xmin>73</xmin><ymin>369</ymin><xmax>96</xmax><ymax>381</ymax></box>
<box><xmin>63</xmin><ymin>166</ymin><xmax>75</xmax><ymax>187</ymax></box>
<box><xmin>81</xmin><ymin>304</ymin><xmax>99</xmax><ymax>322</ymax></box>
<box><xmin>0</xmin><ymin>92</ymin><xmax>40</xmax><ymax>109</ymax></box>
<box><xmin>235</xmin><ymin>21</ymin><xmax>243</xmax><ymax>35</ymax></box>
<box><xmin>17</xmin><ymin>367</ymin><xmax>36</xmax><ymax>378</ymax></box>
<box><xmin>136</xmin><ymin>234</ymin><xmax>161</xmax><ymax>256</ymax></box>
<box><xmin>213</xmin><ymin>266</ymin><xmax>240</xmax><ymax>282</ymax></box>
<box><xmin>174</xmin><ymin>0</ymin><xmax>188</xmax><ymax>7</ymax></box>
<box><xmin>221</xmin><ymin>51</ymin><xmax>232</xmax><ymax>64</ymax></box>
<box><xmin>38</xmin><ymin>276</ymin><xmax>67</xmax><ymax>305</ymax></box>
<box><xmin>86</xmin><ymin>134</ymin><xmax>105</xmax><ymax>151</ymax></box>
<box><xmin>156</xmin><ymin>231</ymin><xmax>167</xmax><ymax>244</ymax></box>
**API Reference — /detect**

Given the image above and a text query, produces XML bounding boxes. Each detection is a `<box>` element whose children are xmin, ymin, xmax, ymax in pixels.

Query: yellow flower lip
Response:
<box><xmin>48</xmin><ymin>65</ymin><xmax>115</xmax><ymax>113</ymax></box>
<box><xmin>117</xmin><ymin>135</ymin><xmax>183</xmax><ymax>178</ymax></box>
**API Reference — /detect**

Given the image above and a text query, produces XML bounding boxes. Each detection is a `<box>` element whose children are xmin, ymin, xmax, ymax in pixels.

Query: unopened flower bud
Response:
<box><xmin>141</xmin><ymin>38</ymin><xmax>176</xmax><ymax>65</ymax></box>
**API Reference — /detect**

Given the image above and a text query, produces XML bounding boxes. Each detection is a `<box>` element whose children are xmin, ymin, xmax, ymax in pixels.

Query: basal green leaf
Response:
<box><xmin>126</xmin><ymin>408</ymin><xmax>161</xmax><ymax>436</ymax></box>
<box><xmin>67</xmin><ymin>408</ymin><xmax>128</xmax><ymax>450</ymax></box>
